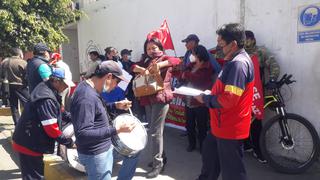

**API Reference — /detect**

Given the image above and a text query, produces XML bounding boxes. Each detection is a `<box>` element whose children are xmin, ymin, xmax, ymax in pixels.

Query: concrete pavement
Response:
<box><xmin>1</xmin><ymin>115</ymin><xmax>320</xmax><ymax>180</ymax></box>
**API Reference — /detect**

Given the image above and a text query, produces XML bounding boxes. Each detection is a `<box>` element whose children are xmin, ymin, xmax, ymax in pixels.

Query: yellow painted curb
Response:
<box><xmin>0</xmin><ymin>107</ymin><xmax>11</xmax><ymax>116</ymax></box>
<box><xmin>44</xmin><ymin>154</ymin><xmax>85</xmax><ymax>180</ymax></box>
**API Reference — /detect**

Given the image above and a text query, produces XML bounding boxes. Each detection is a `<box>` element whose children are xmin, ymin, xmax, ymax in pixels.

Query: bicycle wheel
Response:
<box><xmin>260</xmin><ymin>113</ymin><xmax>320</xmax><ymax>174</ymax></box>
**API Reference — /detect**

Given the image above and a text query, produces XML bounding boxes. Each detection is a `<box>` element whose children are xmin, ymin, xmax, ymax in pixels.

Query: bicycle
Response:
<box><xmin>259</xmin><ymin>74</ymin><xmax>320</xmax><ymax>174</ymax></box>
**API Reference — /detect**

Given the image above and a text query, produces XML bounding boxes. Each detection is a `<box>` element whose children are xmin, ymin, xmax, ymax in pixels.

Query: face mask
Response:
<box><xmin>189</xmin><ymin>54</ymin><xmax>196</xmax><ymax>63</ymax></box>
<box><xmin>112</xmin><ymin>56</ymin><xmax>120</xmax><ymax>61</ymax></box>
<box><xmin>151</xmin><ymin>51</ymin><xmax>164</xmax><ymax>58</ymax></box>
<box><xmin>59</xmin><ymin>87</ymin><xmax>69</xmax><ymax>97</ymax></box>
<box><xmin>58</xmin><ymin>87</ymin><xmax>69</xmax><ymax>106</ymax></box>
<box><xmin>103</xmin><ymin>79</ymin><xmax>114</xmax><ymax>93</ymax></box>
<box><xmin>102</xmin><ymin>79</ymin><xmax>108</xmax><ymax>93</ymax></box>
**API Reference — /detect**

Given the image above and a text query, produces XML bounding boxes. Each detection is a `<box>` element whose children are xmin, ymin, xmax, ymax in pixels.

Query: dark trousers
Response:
<box><xmin>0</xmin><ymin>82</ymin><xmax>9</xmax><ymax>106</ymax></box>
<box><xmin>244</xmin><ymin>119</ymin><xmax>263</xmax><ymax>155</ymax></box>
<box><xmin>19</xmin><ymin>153</ymin><xmax>44</xmax><ymax>180</ymax></box>
<box><xmin>185</xmin><ymin>106</ymin><xmax>209</xmax><ymax>150</ymax></box>
<box><xmin>198</xmin><ymin>133</ymin><xmax>248</xmax><ymax>180</ymax></box>
<box><xmin>251</xmin><ymin>120</ymin><xmax>262</xmax><ymax>155</ymax></box>
<box><xmin>9</xmin><ymin>84</ymin><xmax>30</xmax><ymax>125</ymax></box>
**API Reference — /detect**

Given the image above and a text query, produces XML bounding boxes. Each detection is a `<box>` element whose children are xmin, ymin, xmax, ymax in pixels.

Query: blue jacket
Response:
<box><xmin>70</xmin><ymin>81</ymin><xmax>117</xmax><ymax>155</ymax></box>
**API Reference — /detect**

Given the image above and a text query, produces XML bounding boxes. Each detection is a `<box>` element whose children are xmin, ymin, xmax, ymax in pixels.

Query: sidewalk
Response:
<box><xmin>1</xmin><ymin>115</ymin><xmax>320</xmax><ymax>180</ymax></box>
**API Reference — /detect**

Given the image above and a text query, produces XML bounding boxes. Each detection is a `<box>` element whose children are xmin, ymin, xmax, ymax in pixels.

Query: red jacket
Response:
<box><xmin>173</xmin><ymin>61</ymin><xmax>214</xmax><ymax>107</ymax></box>
<box><xmin>203</xmin><ymin>49</ymin><xmax>254</xmax><ymax>140</ymax></box>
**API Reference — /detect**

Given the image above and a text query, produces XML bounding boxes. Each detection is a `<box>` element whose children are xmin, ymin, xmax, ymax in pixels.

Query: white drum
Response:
<box><xmin>61</xmin><ymin>124</ymin><xmax>86</xmax><ymax>173</ymax></box>
<box><xmin>112</xmin><ymin>114</ymin><xmax>148</xmax><ymax>157</ymax></box>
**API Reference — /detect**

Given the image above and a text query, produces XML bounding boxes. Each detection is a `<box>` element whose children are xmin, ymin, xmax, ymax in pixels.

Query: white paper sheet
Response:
<box><xmin>118</xmin><ymin>69</ymin><xmax>133</xmax><ymax>91</ymax></box>
<box><xmin>173</xmin><ymin>86</ymin><xmax>211</xmax><ymax>96</ymax></box>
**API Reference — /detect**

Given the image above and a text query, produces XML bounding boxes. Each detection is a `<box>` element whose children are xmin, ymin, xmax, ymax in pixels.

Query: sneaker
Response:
<box><xmin>146</xmin><ymin>166</ymin><xmax>164</xmax><ymax>178</ymax></box>
<box><xmin>253</xmin><ymin>151</ymin><xmax>267</xmax><ymax>164</ymax></box>
<box><xmin>244</xmin><ymin>145</ymin><xmax>253</xmax><ymax>152</ymax></box>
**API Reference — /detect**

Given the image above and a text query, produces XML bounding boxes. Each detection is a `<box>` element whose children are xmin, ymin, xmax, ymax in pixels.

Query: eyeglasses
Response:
<box><xmin>112</xmin><ymin>75</ymin><xmax>121</xmax><ymax>83</ymax></box>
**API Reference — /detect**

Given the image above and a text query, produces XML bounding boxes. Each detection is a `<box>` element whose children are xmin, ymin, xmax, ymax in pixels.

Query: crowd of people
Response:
<box><xmin>0</xmin><ymin>22</ymin><xmax>281</xmax><ymax>180</ymax></box>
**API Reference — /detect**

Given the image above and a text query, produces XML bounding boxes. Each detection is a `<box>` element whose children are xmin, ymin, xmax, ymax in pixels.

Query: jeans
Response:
<box><xmin>113</xmin><ymin>150</ymin><xmax>140</xmax><ymax>180</ymax></box>
<box><xmin>78</xmin><ymin>147</ymin><xmax>114</xmax><ymax>180</ymax></box>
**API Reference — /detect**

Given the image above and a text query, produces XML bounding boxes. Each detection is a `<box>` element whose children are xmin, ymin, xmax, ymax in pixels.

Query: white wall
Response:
<box><xmin>76</xmin><ymin>0</ymin><xmax>240</xmax><ymax>71</ymax></box>
<box><xmin>245</xmin><ymin>0</ymin><xmax>320</xmax><ymax>132</ymax></box>
<box><xmin>74</xmin><ymin>0</ymin><xmax>320</xmax><ymax>132</ymax></box>
<box><xmin>62</xmin><ymin>29</ymin><xmax>80</xmax><ymax>81</ymax></box>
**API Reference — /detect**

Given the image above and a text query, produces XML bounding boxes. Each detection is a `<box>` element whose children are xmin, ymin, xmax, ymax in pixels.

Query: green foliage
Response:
<box><xmin>0</xmin><ymin>0</ymin><xmax>82</xmax><ymax>57</ymax></box>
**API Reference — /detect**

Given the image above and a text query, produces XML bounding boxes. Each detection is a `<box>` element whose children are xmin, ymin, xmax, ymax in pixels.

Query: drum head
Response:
<box><xmin>62</xmin><ymin>123</ymin><xmax>74</xmax><ymax>138</ymax></box>
<box><xmin>113</xmin><ymin>114</ymin><xmax>147</xmax><ymax>152</ymax></box>
<box><xmin>66</xmin><ymin>148</ymin><xmax>86</xmax><ymax>173</ymax></box>
<box><xmin>61</xmin><ymin>123</ymin><xmax>85</xmax><ymax>172</ymax></box>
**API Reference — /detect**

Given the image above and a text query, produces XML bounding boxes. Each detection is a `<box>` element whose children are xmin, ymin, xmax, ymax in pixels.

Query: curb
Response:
<box><xmin>44</xmin><ymin>154</ymin><xmax>85</xmax><ymax>180</ymax></box>
<box><xmin>0</xmin><ymin>119</ymin><xmax>85</xmax><ymax>180</ymax></box>
<box><xmin>0</xmin><ymin>107</ymin><xmax>11</xmax><ymax>116</ymax></box>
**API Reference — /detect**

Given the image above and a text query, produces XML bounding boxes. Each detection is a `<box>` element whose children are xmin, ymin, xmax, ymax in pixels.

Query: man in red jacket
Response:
<box><xmin>195</xmin><ymin>23</ymin><xmax>254</xmax><ymax>180</ymax></box>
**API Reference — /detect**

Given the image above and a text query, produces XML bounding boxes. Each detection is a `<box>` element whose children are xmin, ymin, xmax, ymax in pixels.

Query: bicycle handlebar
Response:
<box><xmin>276</xmin><ymin>74</ymin><xmax>296</xmax><ymax>88</ymax></box>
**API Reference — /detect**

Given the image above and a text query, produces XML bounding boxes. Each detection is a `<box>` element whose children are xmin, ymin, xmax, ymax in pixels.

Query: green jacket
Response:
<box><xmin>246</xmin><ymin>46</ymin><xmax>280</xmax><ymax>85</ymax></box>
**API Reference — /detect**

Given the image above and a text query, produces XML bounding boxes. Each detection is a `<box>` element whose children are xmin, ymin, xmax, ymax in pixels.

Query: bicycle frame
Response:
<box><xmin>264</xmin><ymin>88</ymin><xmax>292</xmax><ymax>143</ymax></box>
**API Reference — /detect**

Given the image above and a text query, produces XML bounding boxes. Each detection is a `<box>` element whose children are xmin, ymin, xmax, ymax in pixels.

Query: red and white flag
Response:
<box><xmin>147</xmin><ymin>20</ymin><xmax>175</xmax><ymax>50</ymax></box>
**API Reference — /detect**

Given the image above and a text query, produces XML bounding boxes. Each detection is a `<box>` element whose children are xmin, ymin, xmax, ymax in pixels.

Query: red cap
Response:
<box><xmin>50</xmin><ymin>53</ymin><xmax>61</xmax><ymax>61</ymax></box>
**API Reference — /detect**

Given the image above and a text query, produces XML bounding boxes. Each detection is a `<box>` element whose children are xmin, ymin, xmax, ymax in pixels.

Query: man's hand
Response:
<box><xmin>115</xmin><ymin>99</ymin><xmax>132</xmax><ymax>110</ymax></box>
<box><xmin>116</xmin><ymin>121</ymin><xmax>136</xmax><ymax>133</ymax></box>
<box><xmin>194</xmin><ymin>94</ymin><xmax>204</xmax><ymax>103</ymax></box>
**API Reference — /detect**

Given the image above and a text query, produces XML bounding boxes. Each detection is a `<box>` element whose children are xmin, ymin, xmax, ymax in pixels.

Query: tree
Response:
<box><xmin>0</xmin><ymin>0</ymin><xmax>82</xmax><ymax>57</ymax></box>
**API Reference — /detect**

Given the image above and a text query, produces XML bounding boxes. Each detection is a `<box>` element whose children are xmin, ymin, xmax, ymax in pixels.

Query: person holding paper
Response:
<box><xmin>195</xmin><ymin>23</ymin><xmax>254</xmax><ymax>180</ymax></box>
<box><xmin>173</xmin><ymin>45</ymin><xmax>214</xmax><ymax>152</ymax></box>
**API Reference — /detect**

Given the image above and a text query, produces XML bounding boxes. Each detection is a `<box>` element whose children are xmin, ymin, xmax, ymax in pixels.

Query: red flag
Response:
<box><xmin>147</xmin><ymin>20</ymin><xmax>175</xmax><ymax>50</ymax></box>
<box><xmin>251</xmin><ymin>54</ymin><xmax>265</xmax><ymax>120</ymax></box>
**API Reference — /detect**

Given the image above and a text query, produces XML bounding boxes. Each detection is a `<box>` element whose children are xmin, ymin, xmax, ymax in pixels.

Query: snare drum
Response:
<box><xmin>112</xmin><ymin>113</ymin><xmax>148</xmax><ymax>157</ymax></box>
<box><xmin>61</xmin><ymin>123</ymin><xmax>86</xmax><ymax>173</ymax></box>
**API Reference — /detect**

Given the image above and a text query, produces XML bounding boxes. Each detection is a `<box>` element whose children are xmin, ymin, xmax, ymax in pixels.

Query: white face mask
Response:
<box><xmin>102</xmin><ymin>79</ymin><xmax>113</xmax><ymax>93</ymax></box>
<box><xmin>189</xmin><ymin>54</ymin><xmax>196</xmax><ymax>63</ymax></box>
<box><xmin>59</xmin><ymin>87</ymin><xmax>69</xmax><ymax>97</ymax></box>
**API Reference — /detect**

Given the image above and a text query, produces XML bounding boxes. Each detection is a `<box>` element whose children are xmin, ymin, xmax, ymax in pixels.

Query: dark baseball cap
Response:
<box><xmin>245</xmin><ymin>30</ymin><xmax>255</xmax><ymax>39</ymax></box>
<box><xmin>120</xmin><ymin>49</ymin><xmax>132</xmax><ymax>56</ymax></box>
<box><xmin>182</xmin><ymin>34</ymin><xmax>200</xmax><ymax>43</ymax></box>
<box><xmin>33</xmin><ymin>42</ymin><xmax>51</xmax><ymax>53</ymax></box>
<box><xmin>95</xmin><ymin>61</ymin><xmax>129</xmax><ymax>82</ymax></box>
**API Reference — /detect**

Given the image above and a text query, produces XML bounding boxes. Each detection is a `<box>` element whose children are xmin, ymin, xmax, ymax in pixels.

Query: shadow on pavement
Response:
<box><xmin>0</xmin><ymin>137</ymin><xmax>20</xmax><ymax>168</ymax></box>
<box><xmin>0</xmin><ymin>169</ymin><xmax>22</xmax><ymax>179</ymax></box>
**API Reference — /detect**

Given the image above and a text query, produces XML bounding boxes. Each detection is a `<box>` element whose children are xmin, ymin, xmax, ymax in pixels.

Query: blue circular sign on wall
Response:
<box><xmin>300</xmin><ymin>5</ymin><xmax>320</xmax><ymax>27</ymax></box>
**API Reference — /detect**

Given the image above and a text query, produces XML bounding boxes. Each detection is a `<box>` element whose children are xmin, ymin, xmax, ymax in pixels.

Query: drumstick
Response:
<box><xmin>128</xmin><ymin>107</ymin><xmax>134</xmax><ymax>117</ymax></box>
<box><xmin>124</xmin><ymin>98</ymin><xmax>134</xmax><ymax>117</ymax></box>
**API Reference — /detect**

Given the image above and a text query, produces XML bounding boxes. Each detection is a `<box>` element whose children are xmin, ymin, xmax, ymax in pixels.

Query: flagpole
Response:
<box><xmin>165</xmin><ymin>20</ymin><xmax>178</xmax><ymax>57</ymax></box>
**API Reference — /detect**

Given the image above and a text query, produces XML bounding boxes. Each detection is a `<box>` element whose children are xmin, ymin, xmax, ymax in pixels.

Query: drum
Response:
<box><xmin>60</xmin><ymin>124</ymin><xmax>86</xmax><ymax>173</ymax></box>
<box><xmin>111</xmin><ymin>113</ymin><xmax>148</xmax><ymax>157</ymax></box>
